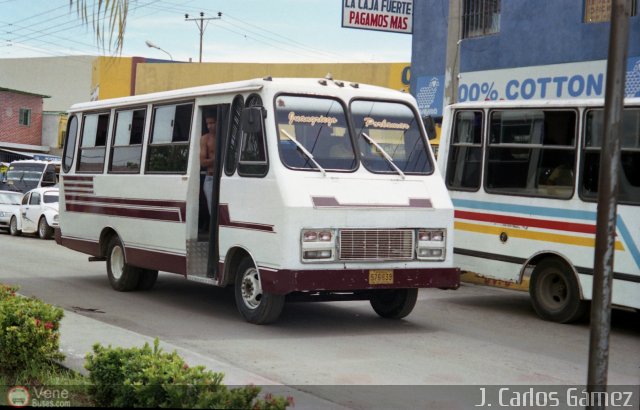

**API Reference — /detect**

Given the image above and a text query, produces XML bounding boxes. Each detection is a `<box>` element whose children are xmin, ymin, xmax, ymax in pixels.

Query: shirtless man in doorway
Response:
<box><xmin>200</xmin><ymin>114</ymin><xmax>216</xmax><ymax>215</ymax></box>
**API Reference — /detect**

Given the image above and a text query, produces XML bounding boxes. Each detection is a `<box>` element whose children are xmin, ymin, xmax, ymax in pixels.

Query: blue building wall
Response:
<box><xmin>411</xmin><ymin>0</ymin><xmax>640</xmax><ymax>115</ymax></box>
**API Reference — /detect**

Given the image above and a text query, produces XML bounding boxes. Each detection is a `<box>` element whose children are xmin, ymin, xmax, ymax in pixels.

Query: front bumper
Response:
<box><xmin>259</xmin><ymin>267</ymin><xmax>460</xmax><ymax>295</ymax></box>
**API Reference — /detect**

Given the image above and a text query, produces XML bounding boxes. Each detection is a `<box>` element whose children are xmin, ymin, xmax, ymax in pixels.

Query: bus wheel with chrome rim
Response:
<box><xmin>370</xmin><ymin>288</ymin><xmax>418</xmax><ymax>319</ymax></box>
<box><xmin>106</xmin><ymin>236</ymin><xmax>141</xmax><ymax>292</ymax></box>
<box><xmin>530</xmin><ymin>258</ymin><xmax>587</xmax><ymax>323</ymax></box>
<box><xmin>38</xmin><ymin>216</ymin><xmax>53</xmax><ymax>240</ymax></box>
<box><xmin>234</xmin><ymin>257</ymin><xmax>284</xmax><ymax>324</ymax></box>
<box><xmin>9</xmin><ymin>216</ymin><xmax>21</xmax><ymax>236</ymax></box>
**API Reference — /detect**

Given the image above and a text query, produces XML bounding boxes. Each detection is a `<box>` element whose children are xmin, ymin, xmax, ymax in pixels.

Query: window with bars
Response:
<box><xmin>462</xmin><ymin>0</ymin><xmax>501</xmax><ymax>39</ymax></box>
<box><xmin>584</xmin><ymin>0</ymin><xmax>637</xmax><ymax>23</ymax></box>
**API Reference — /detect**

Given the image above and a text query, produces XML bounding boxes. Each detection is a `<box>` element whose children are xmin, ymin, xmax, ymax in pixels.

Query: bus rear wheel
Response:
<box><xmin>530</xmin><ymin>258</ymin><xmax>587</xmax><ymax>323</ymax></box>
<box><xmin>370</xmin><ymin>288</ymin><xmax>418</xmax><ymax>319</ymax></box>
<box><xmin>106</xmin><ymin>236</ymin><xmax>140</xmax><ymax>292</ymax></box>
<box><xmin>234</xmin><ymin>257</ymin><xmax>284</xmax><ymax>325</ymax></box>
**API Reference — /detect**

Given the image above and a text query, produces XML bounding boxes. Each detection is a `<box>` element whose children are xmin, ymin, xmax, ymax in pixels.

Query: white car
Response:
<box><xmin>11</xmin><ymin>187</ymin><xmax>59</xmax><ymax>239</ymax></box>
<box><xmin>0</xmin><ymin>190</ymin><xmax>23</xmax><ymax>232</ymax></box>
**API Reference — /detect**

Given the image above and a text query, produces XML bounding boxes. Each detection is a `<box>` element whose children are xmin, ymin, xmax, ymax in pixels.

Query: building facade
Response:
<box><xmin>0</xmin><ymin>87</ymin><xmax>51</xmax><ymax>162</ymax></box>
<box><xmin>410</xmin><ymin>0</ymin><xmax>640</xmax><ymax>117</ymax></box>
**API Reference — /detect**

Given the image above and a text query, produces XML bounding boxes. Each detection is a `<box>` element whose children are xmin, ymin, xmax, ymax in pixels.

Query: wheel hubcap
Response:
<box><xmin>540</xmin><ymin>272</ymin><xmax>568</xmax><ymax>309</ymax></box>
<box><xmin>39</xmin><ymin>220</ymin><xmax>46</xmax><ymax>236</ymax></box>
<box><xmin>110</xmin><ymin>246</ymin><xmax>125</xmax><ymax>280</ymax></box>
<box><xmin>240</xmin><ymin>268</ymin><xmax>262</xmax><ymax>310</ymax></box>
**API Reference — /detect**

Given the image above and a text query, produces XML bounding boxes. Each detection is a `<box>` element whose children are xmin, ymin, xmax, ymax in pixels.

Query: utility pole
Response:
<box><xmin>185</xmin><ymin>11</ymin><xmax>222</xmax><ymax>63</ymax></box>
<box><xmin>587</xmin><ymin>0</ymin><xmax>630</xmax><ymax>405</ymax></box>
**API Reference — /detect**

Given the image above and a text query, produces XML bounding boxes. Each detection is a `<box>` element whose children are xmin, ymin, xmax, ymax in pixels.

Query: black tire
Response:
<box><xmin>136</xmin><ymin>269</ymin><xmax>159</xmax><ymax>291</ymax></box>
<box><xmin>106</xmin><ymin>236</ymin><xmax>141</xmax><ymax>292</ymax></box>
<box><xmin>370</xmin><ymin>288</ymin><xmax>418</xmax><ymax>319</ymax></box>
<box><xmin>9</xmin><ymin>216</ymin><xmax>21</xmax><ymax>236</ymax></box>
<box><xmin>234</xmin><ymin>257</ymin><xmax>284</xmax><ymax>324</ymax></box>
<box><xmin>530</xmin><ymin>258</ymin><xmax>587</xmax><ymax>323</ymax></box>
<box><xmin>38</xmin><ymin>216</ymin><xmax>53</xmax><ymax>240</ymax></box>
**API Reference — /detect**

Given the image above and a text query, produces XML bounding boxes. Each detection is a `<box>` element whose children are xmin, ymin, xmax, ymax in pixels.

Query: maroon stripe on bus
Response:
<box><xmin>258</xmin><ymin>267</ymin><xmax>460</xmax><ymax>294</ymax></box>
<box><xmin>126</xmin><ymin>247</ymin><xmax>186</xmax><ymax>276</ymax></box>
<box><xmin>59</xmin><ymin>235</ymin><xmax>186</xmax><ymax>276</ymax></box>
<box><xmin>58</xmin><ymin>236</ymin><xmax>101</xmax><ymax>257</ymax></box>
<box><xmin>218</xmin><ymin>204</ymin><xmax>274</xmax><ymax>233</ymax></box>
<box><xmin>64</xmin><ymin>183</ymin><xmax>94</xmax><ymax>188</ymax></box>
<box><xmin>65</xmin><ymin>203</ymin><xmax>184</xmax><ymax>222</ymax></box>
<box><xmin>65</xmin><ymin>195</ymin><xmax>186</xmax><ymax>219</ymax></box>
<box><xmin>62</xmin><ymin>176</ymin><xmax>95</xmax><ymax>182</ymax></box>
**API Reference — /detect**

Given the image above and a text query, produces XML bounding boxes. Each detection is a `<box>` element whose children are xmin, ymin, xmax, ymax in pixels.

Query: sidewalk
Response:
<box><xmin>59</xmin><ymin>309</ymin><xmax>348</xmax><ymax>409</ymax></box>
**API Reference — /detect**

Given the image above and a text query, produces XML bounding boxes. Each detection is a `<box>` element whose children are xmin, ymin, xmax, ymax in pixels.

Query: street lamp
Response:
<box><xmin>145</xmin><ymin>40</ymin><xmax>173</xmax><ymax>61</ymax></box>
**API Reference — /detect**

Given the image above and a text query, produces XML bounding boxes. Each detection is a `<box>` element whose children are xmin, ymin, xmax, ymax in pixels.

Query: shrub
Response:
<box><xmin>0</xmin><ymin>285</ymin><xmax>65</xmax><ymax>379</ymax></box>
<box><xmin>85</xmin><ymin>339</ymin><xmax>291</xmax><ymax>409</ymax></box>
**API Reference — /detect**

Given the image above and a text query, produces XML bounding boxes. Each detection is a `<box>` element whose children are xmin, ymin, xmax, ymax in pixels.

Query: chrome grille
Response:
<box><xmin>339</xmin><ymin>229</ymin><xmax>414</xmax><ymax>261</ymax></box>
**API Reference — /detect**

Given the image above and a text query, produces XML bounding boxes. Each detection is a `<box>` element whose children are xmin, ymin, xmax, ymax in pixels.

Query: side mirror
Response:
<box><xmin>423</xmin><ymin>115</ymin><xmax>437</xmax><ymax>140</ymax></box>
<box><xmin>241</xmin><ymin>107</ymin><xmax>265</xmax><ymax>133</ymax></box>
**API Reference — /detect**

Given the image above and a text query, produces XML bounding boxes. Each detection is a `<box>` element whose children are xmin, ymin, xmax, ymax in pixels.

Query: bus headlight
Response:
<box><xmin>418</xmin><ymin>229</ymin><xmax>445</xmax><ymax>242</ymax></box>
<box><xmin>416</xmin><ymin>228</ymin><xmax>446</xmax><ymax>261</ymax></box>
<box><xmin>301</xmin><ymin>229</ymin><xmax>335</xmax><ymax>262</ymax></box>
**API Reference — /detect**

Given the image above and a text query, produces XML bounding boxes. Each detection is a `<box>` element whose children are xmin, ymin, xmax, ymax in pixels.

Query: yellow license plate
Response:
<box><xmin>369</xmin><ymin>269</ymin><xmax>394</xmax><ymax>285</ymax></box>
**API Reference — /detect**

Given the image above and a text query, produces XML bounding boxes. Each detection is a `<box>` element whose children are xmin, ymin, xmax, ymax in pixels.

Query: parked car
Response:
<box><xmin>11</xmin><ymin>187</ymin><xmax>59</xmax><ymax>239</ymax></box>
<box><xmin>0</xmin><ymin>190</ymin><xmax>23</xmax><ymax>232</ymax></box>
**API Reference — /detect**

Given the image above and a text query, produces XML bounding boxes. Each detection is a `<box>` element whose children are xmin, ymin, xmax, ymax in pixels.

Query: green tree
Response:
<box><xmin>70</xmin><ymin>0</ymin><xmax>130</xmax><ymax>53</ymax></box>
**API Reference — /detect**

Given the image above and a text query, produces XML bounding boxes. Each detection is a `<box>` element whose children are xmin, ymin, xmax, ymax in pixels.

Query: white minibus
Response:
<box><xmin>57</xmin><ymin>77</ymin><xmax>459</xmax><ymax>324</ymax></box>
<box><xmin>2</xmin><ymin>159</ymin><xmax>60</xmax><ymax>193</ymax></box>
<box><xmin>437</xmin><ymin>98</ymin><xmax>640</xmax><ymax>323</ymax></box>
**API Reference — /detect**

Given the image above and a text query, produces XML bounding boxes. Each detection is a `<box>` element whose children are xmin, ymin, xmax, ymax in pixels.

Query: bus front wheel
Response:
<box><xmin>530</xmin><ymin>258</ymin><xmax>587</xmax><ymax>323</ymax></box>
<box><xmin>234</xmin><ymin>257</ymin><xmax>284</xmax><ymax>325</ymax></box>
<box><xmin>106</xmin><ymin>236</ymin><xmax>140</xmax><ymax>292</ymax></box>
<box><xmin>370</xmin><ymin>288</ymin><xmax>418</xmax><ymax>319</ymax></box>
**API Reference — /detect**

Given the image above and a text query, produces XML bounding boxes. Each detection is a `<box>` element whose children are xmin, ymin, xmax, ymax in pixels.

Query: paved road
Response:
<box><xmin>1</xmin><ymin>233</ymin><xmax>638</xmax><ymax>408</ymax></box>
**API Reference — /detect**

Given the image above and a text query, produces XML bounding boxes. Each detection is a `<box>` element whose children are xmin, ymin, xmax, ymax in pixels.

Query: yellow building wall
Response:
<box><xmin>57</xmin><ymin>115</ymin><xmax>68</xmax><ymax>148</ymax></box>
<box><xmin>91</xmin><ymin>57</ymin><xmax>135</xmax><ymax>100</ymax></box>
<box><xmin>134</xmin><ymin>62</ymin><xmax>410</xmax><ymax>95</ymax></box>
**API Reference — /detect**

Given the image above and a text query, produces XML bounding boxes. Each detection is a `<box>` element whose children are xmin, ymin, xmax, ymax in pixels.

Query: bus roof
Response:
<box><xmin>68</xmin><ymin>77</ymin><xmax>412</xmax><ymax>112</ymax></box>
<box><xmin>447</xmin><ymin>97</ymin><xmax>640</xmax><ymax>110</ymax></box>
<box><xmin>9</xmin><ymin>159</ymin><xmax>61</xmax><ymax>165</ymax></box>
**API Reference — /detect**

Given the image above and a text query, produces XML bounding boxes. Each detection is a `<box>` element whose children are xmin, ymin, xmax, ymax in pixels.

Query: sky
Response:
<box><xmin>0</xmin><ymin>0</ymin><xmax>413</xmax><ymax>63</ymax></box>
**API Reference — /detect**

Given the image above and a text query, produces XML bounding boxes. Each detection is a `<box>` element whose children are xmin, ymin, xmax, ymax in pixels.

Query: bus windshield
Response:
<box><xmin>351</xmin><ymin>100</ymin><xmax>433</xmax><ymax>175</ymax></box>
<box><xmin>276</xmin><ymin>95</ymin><xmax>357</xmax><ymax>172</ymax></box>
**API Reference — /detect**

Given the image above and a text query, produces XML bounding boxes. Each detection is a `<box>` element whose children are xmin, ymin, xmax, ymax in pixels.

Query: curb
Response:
<box><xmin>58</xmin><ymin>309</ymin><xmax>349</xmax><ymax>409</ymax></box>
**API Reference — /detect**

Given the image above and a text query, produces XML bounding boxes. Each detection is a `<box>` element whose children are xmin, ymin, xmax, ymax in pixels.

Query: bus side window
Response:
<box><xmin>582</xmin><ymin>107</ymin><xmax>640</xmax><ymax>205</ymax></box>
<box><xmin>147</xmin><ymin>103</ymin><xmax>193</xmax><ymax>174</ymax></box>
<box><xmin>110</xmin><ymin>108</ymin><xmax>146</xmax><ymax>173</ymax></box>
<box><xmin>78</xmin><ymin>113</ymin><xmax>110</xmax><ymax>173</ymax></box>
<box><xmin>224</xmin><ymin>95</ymin><xmax>244</xmax><ymax>176</ymax></box>
<box><xmin>238</xmin><ymin>94</ymin><xmax>268</xmax><ymax>177</ymax></box>
<box><xmin>445</xmin><ymin>110</ymin><xmax>483</xmax><ymax>190</ymax></box>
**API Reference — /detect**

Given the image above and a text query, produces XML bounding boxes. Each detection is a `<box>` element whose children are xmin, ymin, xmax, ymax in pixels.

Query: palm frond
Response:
<box><xmin>69</xmin><ymin>0</ymin><xmax>129</xmax><ymax>53</ymax></box>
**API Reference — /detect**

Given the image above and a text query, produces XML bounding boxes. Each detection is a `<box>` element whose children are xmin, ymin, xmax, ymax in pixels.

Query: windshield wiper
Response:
<box><xmin>361</xmin><ymin>132</ymin><xmax>405</xmax><ymax>179</ymax></box>
<box><xmin>280</xmin><ymin>129</ymin><xmax>326</xmax><ymax>177</ymax></box>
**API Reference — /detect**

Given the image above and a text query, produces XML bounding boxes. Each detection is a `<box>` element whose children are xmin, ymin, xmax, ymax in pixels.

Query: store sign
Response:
<box><xmin>415</xmin><ymin>56</ymin><xmax>640</xmax><ymax>117</ymax></box>
<box><xmin>342</xmin><ymin>0</ymin><xmax>413</xmax><ymax>34</ymax></box>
